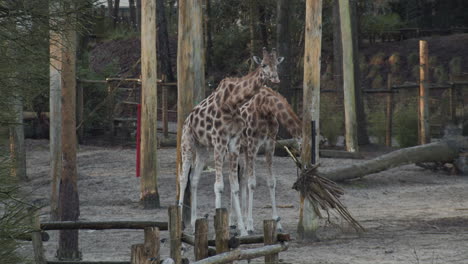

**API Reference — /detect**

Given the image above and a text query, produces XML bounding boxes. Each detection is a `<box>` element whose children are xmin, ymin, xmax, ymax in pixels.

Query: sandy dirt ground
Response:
<box><xmin>19</xmin><ymin>139</ymin><xmax>468</xmax><ymax>264</ymax></box>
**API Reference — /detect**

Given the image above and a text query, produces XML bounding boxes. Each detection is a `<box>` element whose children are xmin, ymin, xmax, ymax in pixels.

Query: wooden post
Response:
<box><xmin>76</xmin><ymin>79</ymin><xmax>84</xmax><ymax>143</ymax></box>
<box><xmin>214</xmin><ymin>208</ymin><xmax>229</xmax><ymax>255</ymax></box>
<box><xmin>176</xmin><ymin>0</ymin><xmax>205</xmax><ymax>225</ymax></box>
<box><xmin>299</xmin><ymin>0</ymin><xmax>322</xmax><ymax>241</ymax></box>
<box><xmin>144</xmin><ymin>227</ymin><xmax>160</xmax><ymax>263</ymax></box>
<box><xmin>9</xmin><ymin>92</ymin><xmax>27</xmax><ymax>181</ymax></box>
<box><xmin>57</xmin><ymin>7</ymin><xmax>80</xmax><ymax>259</ymax></box>
<box><xmin>385</xmin><ymin>74</ymin><xmax>394</xmax><ymax>147</ymax></box>
<box><xmin>264</xmin><ymin>220</ymin><xmax>278</xmax><ymax>264</ymax></box>
<box><xmin>140</xmin><ymin>0</ymin><xmax>160</xmax><ymax>208</ymax></box>
<box><xmin>162</xmin><ymin>76</ymin><xmax>169</xmax><ymax>138</ymax></box>
<box><xmin>107</xmin><ymin>80</ymin><xmax>115</xmax><ymax>143</ymax></box>
<box><xmin>194</xmin><ymin>218</ymin><xmax>209</xmax><ymax>260</ymax></box>
<box><xmin>169</xmin><ymin>205</ymin><xmax>182</xmax><ymax>264</ymax></box>
<box><xmin>419</xmin><ymin>40</ymin><xmax>430</xmax><ymax>144</ymax></box>
<box><xmin>448</xmin><ymin>83</ymin><xmax>456</xmax><ymax>122</ymax></box>
<box><xmin>31</xmin><ymin>210</ymin><xmax>47</xmax><ymax>264</ymax></box>
<box><xmin>49</xmin><ymin>1</ymin><xmax>62</xmax><ymax>221</ymax></box>
<box><xmin>339</xmin><ymin>0</ymin><xmax>358</xmax><ymax>152</ymax></box>
<box><xmin>131</xmin><ymin>244</ymin><xmax>145</xmax><ymax>264</ymax></box>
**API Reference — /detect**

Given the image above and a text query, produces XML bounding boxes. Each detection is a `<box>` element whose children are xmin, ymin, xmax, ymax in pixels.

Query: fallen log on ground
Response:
<box><xmin>40</xmin><ymin>220</ymin><xmax>168</xmax><ymax>230</ymax></box>
<box><xmin>192</xmin><ymin>243</ymin><xmax>288</xmax><ymax>264</ymax></box>
<box><xmin>314</xmin><ymin>136</ymin><xmax>468</xmax><ymax>182</ymax></box>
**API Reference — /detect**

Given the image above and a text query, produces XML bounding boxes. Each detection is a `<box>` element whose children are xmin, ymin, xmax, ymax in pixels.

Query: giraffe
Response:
<box><xmin>234</xmin><ymin>86</ymin><xmax>302</xmax><ymax>234</ymax></box>
<box><xmin>178</xmin><ymin>48</ymin><xmax>284</xmax><ymax>236</ymax></box>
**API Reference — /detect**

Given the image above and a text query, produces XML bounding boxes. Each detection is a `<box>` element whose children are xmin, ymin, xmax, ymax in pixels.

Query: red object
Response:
<box><xmin>136</xmin><ymin>104</ymin><xmax>141</xmax><ymax>177</ymax></box>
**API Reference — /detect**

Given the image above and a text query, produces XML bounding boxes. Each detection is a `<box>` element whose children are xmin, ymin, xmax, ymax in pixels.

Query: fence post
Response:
<box><xmin>169</xmin><ymin>205</ymin><xmax>182</xmax><ymax>264</ymax></box>
<box><xmin>194</xmin><ymin>218</ymin><xmax>209</xmax><ymax>260</ymax></box>
<box><xmin>162</xmin><ymin>75</ymin><xmax>169</xmax><ymax>138</ymax></box>
<box><xmin>31</xmin><ymin>209</ymin><xmax>47</xmax><ymax>264</ymax></box>
<box><xmin>214</xmin><ymin>208</ymin><xmax>229</xmax><ymax>255</ymax></box>
<box><xmin>130</xmin><ymin>244</ymin><xmax>145</xmax><ymax>264</ymax></box>
<box><xmin>76</xmin><ymin>79</ymin><xmax>84</xmax><ymax>144</ymax></box>
<box><xmin>144</xmin><ymin>227</ymin><xmax>160</xmax><ymax>263</ymax></box>
<box><xmin>385</xmin><ymin>74</ymin><xmax>394</xmax><ymax>147</ymax></box>
<box><xmin>419</xmin><ymin>40</ymin><xmax>430</xmax><ymax>144</ymax></box>
<box><xmin>264</xmin><ymin>220</ymin><xmax>278</xmax><ymax>264</ymax></box>
<box><xmin>107</xmin><ymin>80</ymin><xmax>115</xmax><ymax>143</ymax></box>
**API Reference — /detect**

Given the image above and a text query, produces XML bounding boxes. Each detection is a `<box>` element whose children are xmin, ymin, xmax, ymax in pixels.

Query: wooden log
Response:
<box><xmin>214</xmin><ymin>208</ymin><xmax>229</xmax><ymax>255</ymax></box>
<box><xmin>40</xmin><ymin>221</ymin><xmax>168</xmax><ymax>230</ymax></box>
<box><xmin>169</xmin><ymin>206</ymin><xmax>182</xmax><ymax>264</ymax></box>
<box><xmin>131</xmin><ymin>244</ymin><xmax>145</xmax><ymax>264</ymax></box>
<box><xmin>264</xmin><ymin>220</ymin><xmax>278</xmax><ymax>264</ymax></box>
<box><xmin>319</xmin><ymin>137</ymin><xmax>468</xmax><ymax>182</ymax></box>
<box><xmin>194</xmin><ymin>218</ymin><xmax>208</xmax><ymax>260</ymax></box>
<box><xmin>57</xmin><ymin>7</ymin><xmax>80</xmax><ymax>259</ymax></box>
<box><xmin>386</xmin><ymin>73</ymin><xmax>394</xmax><ymax>147</ymax></box>
<box><xmin>419</xmin><ymin>40</ymin><xmax>430</xmax><ymax>145</ymax></box>
<box><xmin>191</xmin><ymin>243</ymin><xmax>288</xmax><ymax>264</ymax></box>
<box><xmin>144</xmin><ymin>227</ymin><xmax>160</xmax><ymax>263</ymax></box>
<box><xmin>299</xmin><ymin>0</ymin><xmax>322</xmax><ymax>241</ymax></box>
<box><xmin>182</xmin><ymin>232</ymin><xmax>291</xmax><ymax>247</ymax></box>
<box><xmin>31</xmin><ymin>210</ymin><xmax>47</xmax><ymax>264</ymax></box>
<box><xmin>140</xmin><ymin>0</ymin><xmax>160</xmax><ymax>208</ymax></box>
<box><xmin>339</xmin><ymin>0</ymin><xmax>358</xmax><ymax>153</ymax></box>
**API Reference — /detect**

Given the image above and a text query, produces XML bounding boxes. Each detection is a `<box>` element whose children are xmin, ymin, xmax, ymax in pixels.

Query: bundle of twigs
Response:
<box><xmin>284</xmin><ymin>146</ymin><xmax>365</xmax><ymax>232</ymax></box>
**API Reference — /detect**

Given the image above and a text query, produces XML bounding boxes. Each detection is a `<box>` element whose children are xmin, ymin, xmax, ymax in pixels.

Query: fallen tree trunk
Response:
<box><xmin>192</xmin><ymin>243</ymin><xmax>288</xmax><ymax>264</ymax></box>
<box><xmin>318</xmin><ymin>137</ymin><xmax>468</xmax><ymax>182</ymax></box>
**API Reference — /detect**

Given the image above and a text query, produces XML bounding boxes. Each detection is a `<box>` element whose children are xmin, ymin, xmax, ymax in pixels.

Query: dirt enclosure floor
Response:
<box><xmin>20</xmin><ymin>139</ymin><xmax>468</xmax><ymax>264</ymax></box>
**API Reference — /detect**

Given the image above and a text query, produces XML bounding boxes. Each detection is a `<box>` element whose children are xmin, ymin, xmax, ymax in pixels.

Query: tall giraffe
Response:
<box><xmin>178</xmin><ymin>49</ymin><xmax>284</xmax><ymax>236</ymax></box>
<box><xmin>236</xmin><ymin>86</ymin><xmax>302</xmax><ymax>234</ymax></box>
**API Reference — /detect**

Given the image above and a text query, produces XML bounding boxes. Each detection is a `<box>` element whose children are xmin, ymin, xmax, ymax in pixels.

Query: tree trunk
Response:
<box><xmin>332</xmin><ymin>0</ymin><xmax>343</xmax><ymax>92</ymax></box>
<box><xmin>299</xmin><ymin>0</ymin><xmax>323</xmax><ymax>241</ymax></box>
<box><xmin>258</xmin><ymin>3</ymin><xmax>269</xmax><ymax>48</ymax></box>
<box><xmin>350</xmin><ymin>0</ymin><xmax>369</xmax><ymax>145</ymax></box>
<box><xmin>157</xmin><ymin>0</ymin><xmax>175</xmax><ymax>81</ymax></box>
<box><xmin>249</xmin><ymin>0</ymin><xmax>256</xmax><ymax>71</ymax></box>
<box><xmin>57</xmin><ymin>11</ymin><xmax>80</xmax><ymax>259</ymax></box>
<box><xmin>204</xmin><ymin>0</ymin><xmax>213</xmax><ymax>74</ymax></box>
<box><xmin>339</xmin><ymin>0</ymin><xmax>358</xmax><ymax>153</ymax></box>
<box><xmin>140</xmin><ymin>0</ymin><xmax>160</xmax><ymax>209</ymax></box>
<box><xmin>176</xmin><ymin>0</ymin><xmax>205</xmax><ymax>226</ymax></box>
<box><xmin>107</xmin><ymin>0</ymin><xmax>113</xmax><ymax>18</ymax></box>
<box><xmin>129</xmin><ymin>0</ymin><xmax>137</xmax><ymax>30</ymax></box>
<box><xmin>136</xmin><ymin>0</ymin><xmax>141</xmax><ymax>31</ymax></box>
<box><xmin>9</xmin><ymin>91</ymin><xmax>27</xmax><ymax>181</ymax></box>
<box><xmin>276</xmin><ymin>0</ymin><xmax>292</xmax><ymax>139</ymax></box>
<box><xmin>319</xmin><ymin>137</ymin><xmax>468</xmax><ymax>182</ymax></box>
<box><xmin>113</xmin><ymin>0</ymin><xmax>120</xmax><ymax>27</ymax></box>
<box><xmin>49</xmin><ymin>3</ymin><xmax>63</xmax><ymax>221</ymax></box>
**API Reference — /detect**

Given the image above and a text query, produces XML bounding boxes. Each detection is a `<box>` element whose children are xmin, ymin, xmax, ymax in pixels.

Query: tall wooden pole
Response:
<box><xmin>49</xmin><ymin>0</ymin><xmax>63</xmax><ymax>222</ymax></box>
<box><xmin>176</xmin><ymin>0</ymin><xmax>205</xmax><ymax>224</ymax></box>
<box><xmin>57</xmin><ymin>7</ymin><xmax>80</xmax><ymax>259</ymax></box>
<box><xmin>298</xmin><ymin>0</ymin><xmax>322</xmax><ymax>241</ymax></box>
<box><xmin>419</xmin><ymin>40</ymin><xmax>430</xmax><ymax>145</ymax></box>
<box><xmin>339</xmin><ymin>0</ymin><xmax>358</xmax><ymax>153</ymax></box>
<box><xmin>140</xmin><ymin>0</ymin><xmax>160</xmax><ymax>208</ymax></box>
<box><xmin>9</xmin><ymin>90</ymin><xmax>27</xmax><ymax>181</ymax></box>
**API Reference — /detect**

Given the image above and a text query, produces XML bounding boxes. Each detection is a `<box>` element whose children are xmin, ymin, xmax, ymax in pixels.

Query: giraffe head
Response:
<box><xmin>253</xmin><ymin>48</ymin><xmax>284</xmax><ymax>83</ymax></box>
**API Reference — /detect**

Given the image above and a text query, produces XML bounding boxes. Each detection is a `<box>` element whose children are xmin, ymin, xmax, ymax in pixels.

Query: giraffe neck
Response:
<box><xmin>262</xmin><ymin>87</ymin><xmax>302</xmax><ymax>139</ymax></box>
<box><xmin>215</xmin><ymin>67</ymin><xmax>266</xmax><ymax>110</ymax></box>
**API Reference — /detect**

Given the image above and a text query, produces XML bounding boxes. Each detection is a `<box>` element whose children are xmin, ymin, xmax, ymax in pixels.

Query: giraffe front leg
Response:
<box><xmin>213</xmin><ymin>147</ymin><xmax>226</xmax><ymax>209</ymax></box>
<box><xmin>190</xmin><ymin>150</ymin><xmax>207</xmax><ymax>230</ymax></box>
<box><xmin>265</xmin><ymin>141</ymin><xmax>282</xmax><ymax>232</ymax></box>
<box><xmin>229</xmin><ymin>151</ymin><xmax>248</xmax><ymax>236</ymax></box>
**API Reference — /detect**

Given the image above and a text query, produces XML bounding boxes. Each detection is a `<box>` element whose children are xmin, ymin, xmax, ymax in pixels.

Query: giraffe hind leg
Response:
<box><xmin>265</xmin><ymin>140</ymin><xmax>282</xmax><ymax>232</ymax></box>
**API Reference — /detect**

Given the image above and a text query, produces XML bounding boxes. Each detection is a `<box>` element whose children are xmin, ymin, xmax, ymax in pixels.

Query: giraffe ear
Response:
<box><xmin>253</xmin><ymin>56</ymin><xmax>262</xmax><ymax>65</ymax></box>
<box><xmin>277</xmin><ymin>57</ymin><xmax>285</xmax><ymax>64</ymax></box>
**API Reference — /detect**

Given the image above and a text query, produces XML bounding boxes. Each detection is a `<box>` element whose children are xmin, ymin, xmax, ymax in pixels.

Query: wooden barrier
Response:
<box><xmin>32</xmin><ymin>208</ymin><xmax>288</xmax><ymax>264</ymax></box>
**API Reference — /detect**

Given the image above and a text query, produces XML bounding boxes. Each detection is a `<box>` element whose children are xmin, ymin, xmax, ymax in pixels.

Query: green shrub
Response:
<box><xmin>394</xmin><ymin>102</ymin><xmax>418</xmax><ymax>147</ymax></box>
<box><xmin>320</xmin><ymin>96</ymin><xmax>344</xmax><ymax>146</ymax></box>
